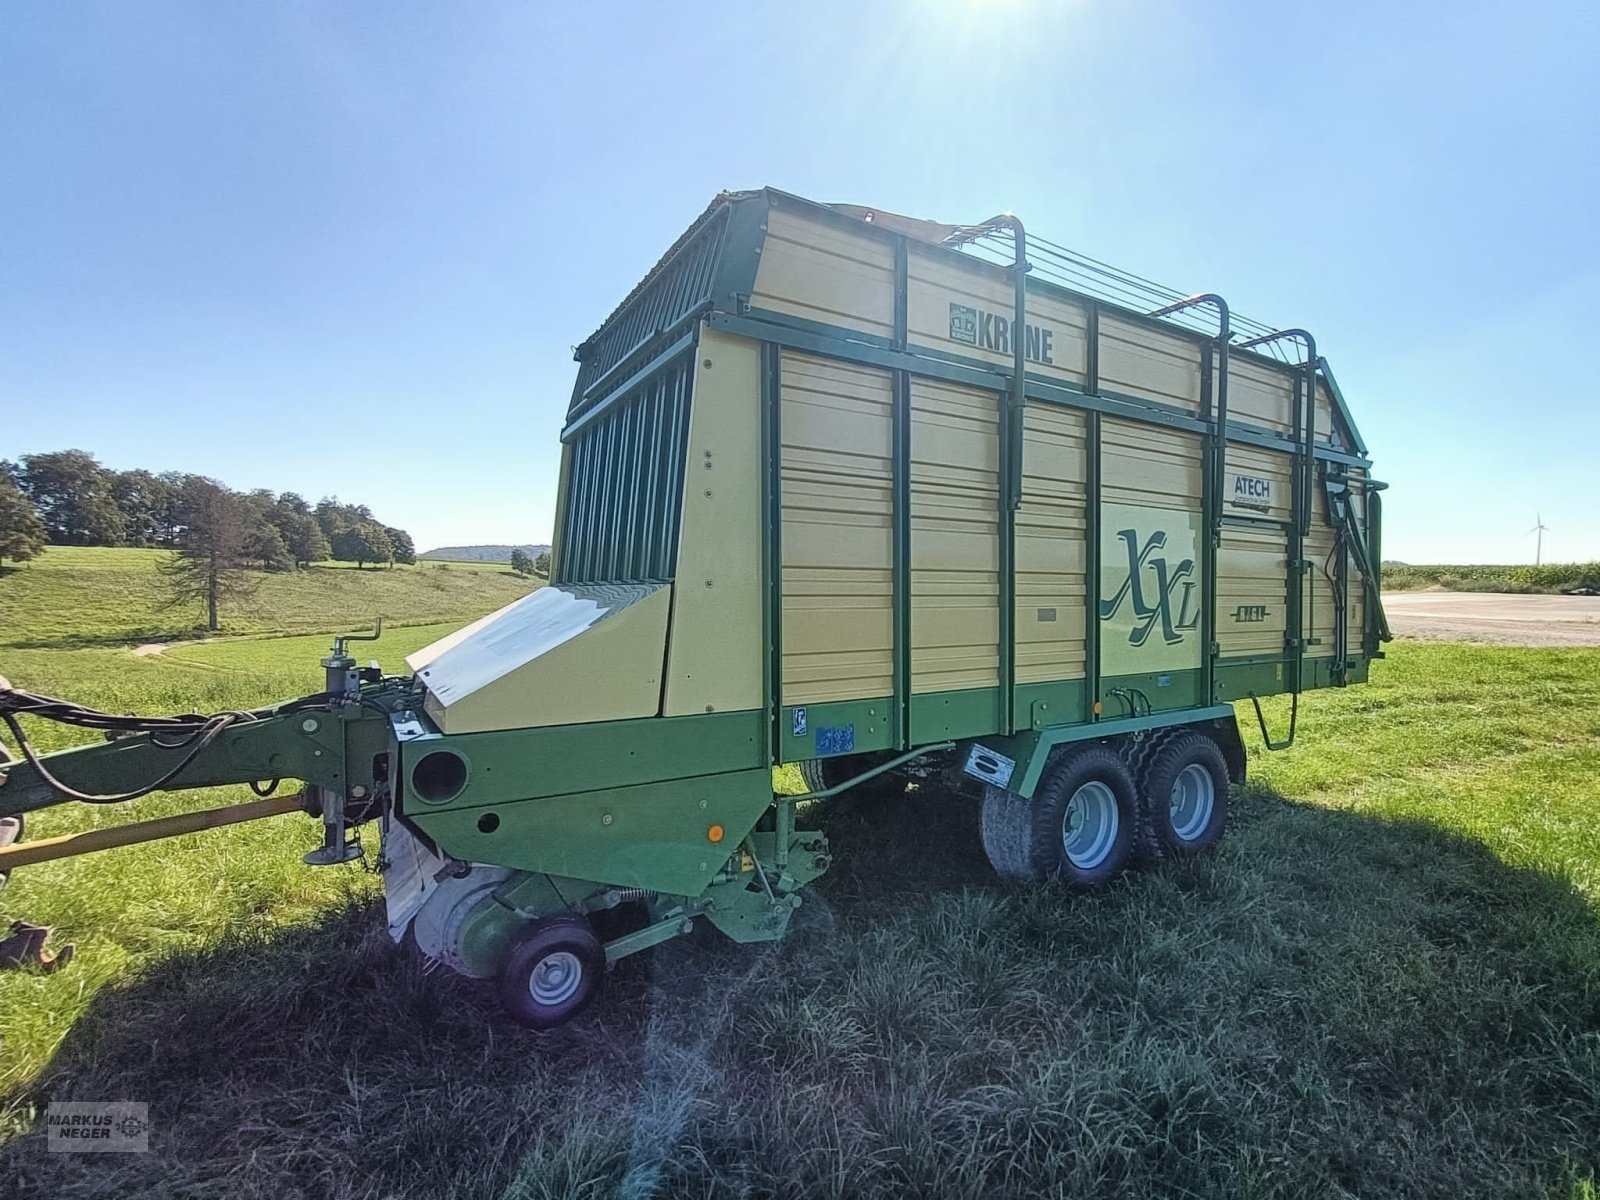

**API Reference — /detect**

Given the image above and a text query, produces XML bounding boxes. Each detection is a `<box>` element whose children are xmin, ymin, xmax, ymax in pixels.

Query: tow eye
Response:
<box><xmin>0</xmin><ymin>814</ymin><xmax>74</xmax><ymax>973</ymax></box>
<box><xmin>0</xmin><ymin>920</ymin><xmax>74</xmax><ymax>973</ymax></box>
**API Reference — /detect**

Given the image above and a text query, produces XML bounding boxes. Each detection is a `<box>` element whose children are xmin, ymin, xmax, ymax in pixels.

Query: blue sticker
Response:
<box><xmin>816</xmin><ymin>725</ymin><xmax>856</xmax><ymax>756</ymax></box>
<box><xmin>1157</xmin><ymin>674</ymin><xmax>1171</xmax><ymax>688</ymax></box>
<box><xmin>792</xmin><ymin>707</ymin><xmax>808</xmax><ymax>737</ymax></box>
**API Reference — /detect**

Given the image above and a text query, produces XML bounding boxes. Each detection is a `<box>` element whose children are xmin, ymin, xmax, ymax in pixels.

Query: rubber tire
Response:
<box><xmin>1142</xmin><ymin>733</ymin><xmax>1230</xmax><ymax>859</ymax></box>
<box><xmin>981</xmin><ymin>745</ymin><xmax>1138</xmax><ymax>887</ymax></box>
<box><xmin>496</xmin><ymin>915</ymin><xmax>604</xmax><ymax>1030</ymax></box>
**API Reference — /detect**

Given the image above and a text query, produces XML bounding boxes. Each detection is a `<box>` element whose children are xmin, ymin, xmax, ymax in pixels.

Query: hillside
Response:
<box><xmin>420</xmin><ymin>544</ymin><xmax>550</xmax><ymax>563</ymax></box>
<box><xmin>0</xmin><ymin>546</ymin><xmax>541</xmax><ymax>649</ymax></box>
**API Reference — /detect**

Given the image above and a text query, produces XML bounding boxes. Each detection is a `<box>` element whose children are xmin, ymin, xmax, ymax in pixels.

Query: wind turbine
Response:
<box><xmin>1529</xmin><ymin>513</ymin><xmax>1550</xmax><ymax>566</ymax></box>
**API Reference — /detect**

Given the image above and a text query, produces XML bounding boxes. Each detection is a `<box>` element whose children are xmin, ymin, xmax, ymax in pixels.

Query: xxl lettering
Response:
<box><xmin>1100</xmin><ymin>528</ymin><xmax>1201</xmax><ymax>649</ymax></box>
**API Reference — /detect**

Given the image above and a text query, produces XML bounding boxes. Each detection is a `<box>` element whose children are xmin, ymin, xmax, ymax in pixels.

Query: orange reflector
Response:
<box><xmin>707</xmin><ymin>825</ymin><xmax>725</xmax><ymax>843</ymax></box>
<box><xmin>1093</xmin><ymin>701</ymin><xmax>1103</xmax><ymax>715</ymax></box>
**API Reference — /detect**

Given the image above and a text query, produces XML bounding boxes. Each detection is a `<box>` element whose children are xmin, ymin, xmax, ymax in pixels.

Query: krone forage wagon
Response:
<box><xmin>0</xmin><ymin>189</ymin><xmax>1388</xmax><ymax>1026</ymax></box>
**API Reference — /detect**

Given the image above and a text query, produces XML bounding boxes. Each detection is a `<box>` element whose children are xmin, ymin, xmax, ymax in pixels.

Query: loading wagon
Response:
<box><xmin>0</xmin><ymin>189</ymin><xmax>1388</xmax><ymax>1026</ymax></box>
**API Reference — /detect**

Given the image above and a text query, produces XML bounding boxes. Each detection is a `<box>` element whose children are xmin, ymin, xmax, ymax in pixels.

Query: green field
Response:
<box><xmin>0</xmin><ymin>546</ymin><xmax>538</xmax><ymax>649</ymax></box>
<box><xmin>0</xmin><ymin>565</ymin><xmax>1597</xmax><ymax>1194</ymax></box>
<box><xmin>1383</xmin><ymin>562</ymin><xmax>1600</xmax><ymax>594</ymax></box>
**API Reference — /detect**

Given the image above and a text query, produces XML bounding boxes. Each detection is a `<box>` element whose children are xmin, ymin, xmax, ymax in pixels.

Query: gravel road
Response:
<box><xmin>1383</xmin><ymin>591</ymin><xmax>1600</xmax><ymax>647</ymax></box>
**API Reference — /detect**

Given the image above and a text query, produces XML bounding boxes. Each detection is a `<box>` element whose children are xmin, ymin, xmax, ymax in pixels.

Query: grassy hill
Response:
<box><xmin>0</xmin><ymin>547</ymin><xmax>540</xmax><ymax>649</ymax></box>
<box><xmin>420</xmin><ymin>544</ymin><xmax>551</xmax><ymax>563</ymax></box>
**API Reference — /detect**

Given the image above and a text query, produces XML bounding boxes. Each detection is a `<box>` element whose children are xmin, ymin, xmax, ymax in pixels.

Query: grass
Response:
<box><xmin>0</xmin><ymin>546</ymin><xmax>539</xmax><ymax>649</ymax></box>
<box><xmin>1383</xmin><ymin>562</ymin><xmax>1600</xmax><ymax>594</ymax></box>
<box><xmin>0</xmin><ymin>638</ymin><xmax>1595</xmax><ymax>1197</ymax></box>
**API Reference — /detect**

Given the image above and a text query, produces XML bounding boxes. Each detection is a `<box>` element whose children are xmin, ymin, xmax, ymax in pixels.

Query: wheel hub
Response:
<box><xmin>529</xmin><ymin>950</ymin><xmax>583</xmax><ymax>1007</ymax></box>
<box><xmin>1168</xmin><ymin>763</ymin><xmax>1215</xmax><ymax>842</ymax></box>
<box><xmin>1061</xmin><ymin>780</ymin><xmax>1118</xmax><ymax>869</ymax></box>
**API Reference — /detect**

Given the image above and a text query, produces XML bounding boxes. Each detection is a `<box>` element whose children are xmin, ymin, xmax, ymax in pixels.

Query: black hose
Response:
<box><xmin>1</xmin><ymin>710</ymin><xmax>237</xmax><ymax>804</ymax></box>
<box><xmin>0</xmin><ymin>681</ymin><xmax>334</xmax><ymax>805</ymax></box>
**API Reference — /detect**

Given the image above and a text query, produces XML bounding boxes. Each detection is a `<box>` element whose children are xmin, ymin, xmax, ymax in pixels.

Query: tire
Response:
<box><xmin>980</xmin><ymin>746</ymin><xmax>1137</xmax><ymax>887</ymax></box>
<box><xmin>1141</xmin><ymin>733</ymin><xmax>1229</xmax><ymax>859</ymax></box>
<box><xmin>980</xmin><ymin>784</ymin><xmax>1035</xmax><ymax>880</ymax></box>
<box><xmin>496</xmin><ymin>915</ymin><xmax>604</xmax><ymax>1029</ymax></box>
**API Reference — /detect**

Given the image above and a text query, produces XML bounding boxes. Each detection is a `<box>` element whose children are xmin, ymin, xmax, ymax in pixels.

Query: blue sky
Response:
<box><xmin>3</xmin><ymin>0</ymin><xmax>1596</xmax><ymax>562</ymax></box>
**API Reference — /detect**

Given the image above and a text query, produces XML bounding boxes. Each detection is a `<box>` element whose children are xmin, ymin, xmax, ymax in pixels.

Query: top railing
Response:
<box><xmin>949</xmin><ymin>225</ymin><xmax>1302</xmax><ymax>365</ymax></box>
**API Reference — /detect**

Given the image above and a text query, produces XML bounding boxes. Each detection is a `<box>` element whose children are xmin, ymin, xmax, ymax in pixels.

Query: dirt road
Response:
<box><xmin>1383</xmin><ymin>591</ymin><xmax>1600</xmax><ymax>647</ymax></box>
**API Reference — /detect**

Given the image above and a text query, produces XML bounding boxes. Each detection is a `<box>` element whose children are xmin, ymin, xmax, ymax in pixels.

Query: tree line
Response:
<box><xmin>0</xmin><ymin>449</ymin><xmax>415</xmax><ymax>571</ymax></box>
<box><xmin>0</xmin><ymin>450</ymin><xmax>421</xmax><ymax>630</ymax></box>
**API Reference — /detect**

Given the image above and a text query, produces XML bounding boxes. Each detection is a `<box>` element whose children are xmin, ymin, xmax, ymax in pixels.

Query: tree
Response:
<box><xmin>244</xmin><ymin>521</ymin><xmax>294</xmax><ymax>572</ymax></box>
<box><xmin>160</xmin><ymin>479</ymin><xmax>258</xmax><ymax>631</ymax></box>
<box><xmin>281</xmin><ymin>512</ymin><xmax>331</xmax><ymax>568</ymax></box>
<box><xmin>510</xmin><ymin>548</ymin><xmax>535</xmax><ymax>577</ymax></box>
<box><xmin>385</xmin><ymin>526</ymin><xmax>416</xmax><ymax>567</ymax></box>
<box><xmin>153</xmin><ymin>471</ymin><xmax>199</xmax><ymax>546</ymax></box>
<box><xmin>331</xmin><ymin>521</ymin><xmax>393</xmax><ymax>569</ymax></box>
<box><xmin>17</xmin><ymin>450</ymin><xmax>125</xmax><ymax>546</ymax></box>
<box><xmin>111</xmin><ymin>469</ymin><xmax>174</xmax><ymax>548</ymax></box>
<box><xmin>0</xmin><ymin>476</ymin><xmax>47</xmax><ymax>567</ymax></box>
<box><xmin>533</xmin><ymin>550</ymin><xmax>551</xmax><ymax>578</ymax></box>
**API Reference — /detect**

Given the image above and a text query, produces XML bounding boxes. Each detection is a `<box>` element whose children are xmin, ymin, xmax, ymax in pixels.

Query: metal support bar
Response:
<box><xmin>1235</xmin><ymin>328</ymin><xmax>1318</xmax><ymax>699</ymax></box>
<box><xmin>892</xmin><ymin>370</ymin><xmax>912</xmax><ymax>747</ymax></box>
<box><xmin>1150</xmin><ymin>294</ymin><xmax>1231</xmax><ymax>710</ymax></box>
<box><xmin>992</xmin><ymin>215</ymin><xmax>1027</xmax><ymax>735</ymax></box>
<box><xmin>1086</xmin><ymin>410</ymin><xmax>1103</xmax><ymax>718</ymax></box>
<box><xmin>602</xmin><ymin>911</ymin><xmax>697</xmax><ymax>966</ymax></box>
<box><xmin>0</xmin><ymin>794</ymin><xmax>302</xmax><ymax>871</ymax></box>
<box><xmin>787</xmin><ymin>742</ymin><xmax>955</xmax><ymax>803</ymax></box>
<box><xmin>1250</xmin><ymin>691</ymin><xmax>1298</xmax><ymax>751</ymax></box>
<box><xmin>761</xmin><ymin>343</ymin><xmax>784</xmax><ymax>762</ymax></box>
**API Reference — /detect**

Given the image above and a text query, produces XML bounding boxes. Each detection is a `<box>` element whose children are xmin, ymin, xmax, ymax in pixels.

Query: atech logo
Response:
<box><xmin>1100</xmin><ymin>528</ymin><xmax>1200</xmax><ymax>648</ymax></box>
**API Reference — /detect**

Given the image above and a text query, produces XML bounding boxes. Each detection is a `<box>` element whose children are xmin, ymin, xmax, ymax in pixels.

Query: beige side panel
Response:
<box><xmin>1101</xmin><ymin>418</ymin><xmax>1203</xmax><ymax>511</ymax></box>
<box><xmin>780</xmin><ymin>351</ymin><xmax>894</xmax><ymax>704</ymax></box>
<box><xmin>663</xmin><ymin>327</ymin><xmax>764</xmax><ymax>716</ymax></box>
<box><xmin>1016</xmin><ymin>404</ymin><xmax>1088</xmax><ymax>683</ymax></box>
<box><xmin>1223</xmin><ymin>443</ymin><xmax>1293</xmax><ymax>523</ymax></box>
<box><xmin>752</xmin><ymin>206</ymin><xmax>895</xmax><ymax>339</ymax></box>
<box><xmin>911</xmin><ymin>377</ymin><xmax>1000</xmax><ymax>693</ymax></box>
<box><xmin>1228</xmin><ymin>357</ymin><xmax>1298</xmax><ymax>438</ymax></box>
<box><xmin>423</xmin><ymin>585</ymin><xmax>672</xmax><ymax>735</ymax></box>
<box><xmin>1216</xmin><ymin>526</ymin><xmax>1288</xmax><ymax>658</ymax></box>
<box><xmin>1098</xmin><ymin>315</ymin><xmax>1201</xmax><ymax>413</ymax></box>
<box><xmin>1228</xmin><ymin>360</ymin><xmax>1338</xmax><ymax>445</ymax></box>
<box><xmin>1314</xmin><ymin>379</ymin><xmax>1336</xmax><ymax>445</ymax></box>
<box><xmin>905</xmin><ymin>243</ymin><xmax>1090</xmax><ymax>388</ymax></box>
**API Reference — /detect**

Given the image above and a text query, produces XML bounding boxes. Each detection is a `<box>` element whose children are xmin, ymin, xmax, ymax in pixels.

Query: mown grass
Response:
<box><xmin>0</xmin><ymin>641</ymin><xmax>1595</xmax><ymax>1197</ymax></box>
<box><xmin>0</xmin><ymin>546</ymin><xmax>538</xmax><ymax>649</ymax></box>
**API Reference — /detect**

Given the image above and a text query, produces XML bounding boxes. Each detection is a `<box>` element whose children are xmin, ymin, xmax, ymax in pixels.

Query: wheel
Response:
<box><xmin>1141</xmin><ymin>733</ymin><xmax>1229</xmax><ymax>858</ymax></box>
<box><xmin>980</xmin><ymin>745</ymin><xmax>1137</xmax><ymax>886</ymax></box>
<box><xmin>496</xmin><ymin>915</ymin><xmax>604</xmax><ymax>1029</ymax></box>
